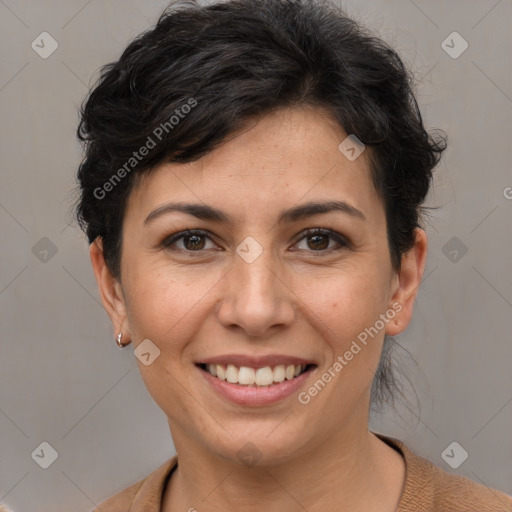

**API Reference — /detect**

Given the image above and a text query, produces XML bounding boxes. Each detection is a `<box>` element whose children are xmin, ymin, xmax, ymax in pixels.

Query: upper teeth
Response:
<box><xmin>206</xmin><ymin>364</ymin><xmax>305</xmax><ymax>386</ymax></box>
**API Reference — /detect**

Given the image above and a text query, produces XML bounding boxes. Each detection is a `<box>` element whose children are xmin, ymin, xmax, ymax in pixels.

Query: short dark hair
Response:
<box><xmin>74</xmin><ymin>0</ymin><xmax>446</xmax><ymax>410</ymax></box>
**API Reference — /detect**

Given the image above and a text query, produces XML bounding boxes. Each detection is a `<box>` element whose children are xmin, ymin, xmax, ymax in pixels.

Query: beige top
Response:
<box><xmin>93</xmin><ymin>432</ymin><xmax>512</xmax><ymax>511</ymax></box>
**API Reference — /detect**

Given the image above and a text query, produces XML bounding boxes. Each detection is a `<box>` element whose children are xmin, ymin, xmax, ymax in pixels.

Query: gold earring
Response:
<box><xmin>116</xmin><ymin>332</ymin><xmax>131</xmax><ymax>348</ymax></box>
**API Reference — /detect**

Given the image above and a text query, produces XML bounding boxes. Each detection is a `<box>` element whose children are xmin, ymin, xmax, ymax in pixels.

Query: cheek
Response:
<box><xmin>124</xmin><ymin>268</ymin><xmax>212</xmax><ymax>421</ymax></box>
<box><xmin>298</xmin><ymin>265</ymin><xmax>388</xmax><ymax>344</ymax></box>
<box><xmin>124</xmin><ymin>263</ymin><xmax>213</xmax><ymax>344</ymax></box>
<box><xmin>294</xmin><ymin>264</ymin><xmax>389</xmax><ymax>406</ymax></box>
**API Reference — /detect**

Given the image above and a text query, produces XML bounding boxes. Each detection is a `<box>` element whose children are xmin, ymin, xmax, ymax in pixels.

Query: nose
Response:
<box><xmin>216</xmin><ymin>247</ymin><xmax>296</xmax><ymax>337</ymax></box>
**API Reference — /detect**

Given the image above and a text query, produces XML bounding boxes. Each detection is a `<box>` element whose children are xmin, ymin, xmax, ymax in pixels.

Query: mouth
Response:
<box><xmin>196</xmin><ymin>362</ymin><xmax>315</xmax><ymax>387</ymax></box>
<box><xmin>195</xmin><ymin>354</ymin><xmax>318</xmax><ymax>406</ymax></box>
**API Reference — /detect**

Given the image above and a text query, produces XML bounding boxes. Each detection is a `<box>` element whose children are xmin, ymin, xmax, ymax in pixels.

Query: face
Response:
<box><xmin>91</xmin><ymin>106</ymin><xmax>425</xmax><ymax>466</ymax></box>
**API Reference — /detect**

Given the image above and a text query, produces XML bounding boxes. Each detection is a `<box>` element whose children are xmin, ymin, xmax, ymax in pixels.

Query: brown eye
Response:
<box><xmin>306</xmin><ymin>233</ymin><xmax>330</xmax><ymax>250</ymax></box>
<box><xmin>294</xmin><ymin>228</ymin><xmax>348</xmax><ymax>252</ymax></box>
<box><xmin>182</xmin><ymin>234</ymin><xmax>206</xmax><ymax>250</ymax></box>
<box><xmin>162</xmin><ymin>229</ymin><xmax>216</xmax><ymax>252</ymax></box>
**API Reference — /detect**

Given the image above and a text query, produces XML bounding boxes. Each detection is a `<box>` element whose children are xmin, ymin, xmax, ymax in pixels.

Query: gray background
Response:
<box><xmin>1</xmin><ymin>0</ymin><xmax>511</xmax><ymax>510</ymax></box>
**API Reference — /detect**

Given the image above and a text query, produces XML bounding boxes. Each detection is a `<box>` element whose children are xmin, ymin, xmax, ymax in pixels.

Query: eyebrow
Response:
<box><xmin>144</xmin><ymin>200</ymin><xmax>366</xmax><ymax>226</ymax></box>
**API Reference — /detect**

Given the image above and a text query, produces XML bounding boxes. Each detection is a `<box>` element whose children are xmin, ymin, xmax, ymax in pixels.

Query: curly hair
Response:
<box><xmin>74</xmin><ymin>0</ymin><xmax>446</xmax><ymax>411</ymax></box>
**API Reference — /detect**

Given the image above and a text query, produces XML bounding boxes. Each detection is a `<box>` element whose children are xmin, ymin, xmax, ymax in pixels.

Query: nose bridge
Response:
<box><xmin>238</xmin><ymin>246</ymin><xmax>278</xmax><ymax>294</ymax></box>
<box><xmin>217</xmin><ymin>237</ymin><xmax>295</xmax><ymax>335</ymax></box>
<box><xmin>235</xmin><ymin>239</ymin><xmax>282</xmax><ymax>305</ymax></box>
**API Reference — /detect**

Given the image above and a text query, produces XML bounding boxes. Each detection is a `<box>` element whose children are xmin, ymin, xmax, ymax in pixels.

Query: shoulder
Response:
<box><xmin>92</xmin><ymin>479</ymin><xmax>143</xmax><ymax>511</ymax></box>
<box><xmin>374</xmin><ymin>433</ymin><xmax>512</xmax><ymax>512</ymax></box>
<box><xmin>90</xmin><ymin>456</ymin><xmax>178</xmax><ymax>512</ymax></box>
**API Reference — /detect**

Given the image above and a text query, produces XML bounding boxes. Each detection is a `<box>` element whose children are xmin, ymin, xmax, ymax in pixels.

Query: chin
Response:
<box><xmin>202</xmin><ymin>422</ymin><xmax>314</xmax><ymax>468</ymax></box>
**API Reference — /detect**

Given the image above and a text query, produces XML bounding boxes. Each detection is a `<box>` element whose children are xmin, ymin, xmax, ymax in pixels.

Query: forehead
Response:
<box><xmin>127</xmin><ymin>107</ymin><xmax>383</xmax><ymax>223</ymax></box>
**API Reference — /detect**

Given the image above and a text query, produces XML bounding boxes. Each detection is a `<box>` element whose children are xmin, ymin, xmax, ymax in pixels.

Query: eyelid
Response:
<box><xmin>162</xmin><ymin>228</ymin><xmax>217</xmax><ymax>249</ymax></box>
<box><xmin>292</xmin><ymin>227</ymin><xmax>350</xmax><ymax>251</ymax></box>
<box><xmin>162</xmin><ymin>227</ymin><xmax>350</xmax><ymax>253</ymax></box>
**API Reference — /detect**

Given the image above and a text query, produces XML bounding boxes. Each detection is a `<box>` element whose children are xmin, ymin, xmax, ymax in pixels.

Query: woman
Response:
<box><xmin>74</xmin><ymin>0</ymin><xmax>512</xmax><ymax>510</ymax></box>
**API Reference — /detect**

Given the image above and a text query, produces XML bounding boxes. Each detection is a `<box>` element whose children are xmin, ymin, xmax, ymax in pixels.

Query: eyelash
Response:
<box><xmin>161</xmin><ymin>228</ymin><xmax>349</xmax><ymax>254</ymax></box>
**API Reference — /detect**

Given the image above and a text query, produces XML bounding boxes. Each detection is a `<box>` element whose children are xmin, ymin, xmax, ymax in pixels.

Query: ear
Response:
<box><xmin>89</xmin><ymin>237</ymin><xmax>129</xmax><ymax>338</ymax></box>
<box><xmin>385</xmin><ymin>228</ymin><xmax>428</xmax><ymax>337</ymax></box>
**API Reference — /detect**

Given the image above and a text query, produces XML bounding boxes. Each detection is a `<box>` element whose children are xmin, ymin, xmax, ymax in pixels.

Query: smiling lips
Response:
<box><xmin>203</xmin><ymin>363</ymin><xmax>307</xmax><ymax>386</ymax></box>
<box><xmin>197</xmin><ymin>354</ymin><xmax>316</xmax><ymax>387</ymax></box>
<box><xmin>196</xmin><ymin>356</ymin><xmax>317</xmax><ymax>406</ymax></box>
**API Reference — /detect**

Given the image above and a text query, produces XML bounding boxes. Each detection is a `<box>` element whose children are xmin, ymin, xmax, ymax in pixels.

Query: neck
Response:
<box><xmin>163</xmin><ymin>422</ymin><xmax>404</xmax><ymax>512</ymax></box>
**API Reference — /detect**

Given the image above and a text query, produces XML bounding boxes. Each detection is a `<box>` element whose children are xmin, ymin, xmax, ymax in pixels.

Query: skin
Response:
<box><xmin>90</xmin><ymin>106</ymin><xmax>427</xmax><ymax>512</ymax></box>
